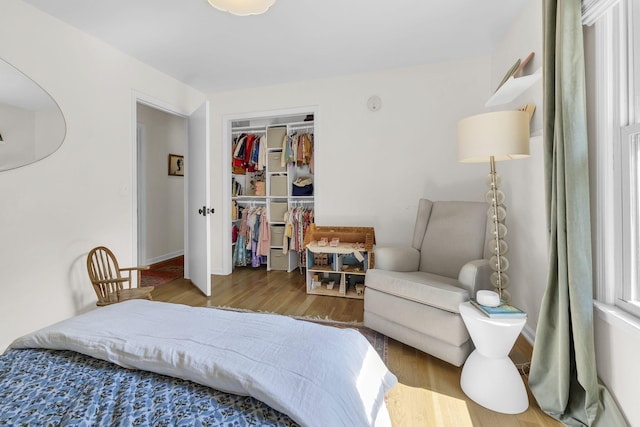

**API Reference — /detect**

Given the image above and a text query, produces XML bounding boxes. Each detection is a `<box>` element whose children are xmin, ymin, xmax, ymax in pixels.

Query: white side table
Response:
<box><xmin>459</xmin><ymin>301</ymin><xmax>529</xmax><ymax>414</ymax></box>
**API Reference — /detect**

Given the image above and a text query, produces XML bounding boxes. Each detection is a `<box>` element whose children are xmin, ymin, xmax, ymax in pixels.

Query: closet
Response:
<box><xmin>231</xmin><ymin>112</ymin><xmax>315</xmax><ymax>272</ymax></box>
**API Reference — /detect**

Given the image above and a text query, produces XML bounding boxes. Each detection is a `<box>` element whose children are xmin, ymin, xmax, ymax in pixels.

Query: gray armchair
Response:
<box><xmin>364</xmin><ymin>199</ymin><xmax>492</xmax><ymax>366</ymax></box>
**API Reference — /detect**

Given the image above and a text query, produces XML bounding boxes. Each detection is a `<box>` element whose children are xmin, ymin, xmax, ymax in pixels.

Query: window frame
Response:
<box><xmin>619</xmin><ymin>124</ymin><xmax>640</xmax><ymax>317</ymax></box>
<box><xmin>593</xmin><ymin>0</ymin><xmax>640</xmax><ymax>318</ymax></box>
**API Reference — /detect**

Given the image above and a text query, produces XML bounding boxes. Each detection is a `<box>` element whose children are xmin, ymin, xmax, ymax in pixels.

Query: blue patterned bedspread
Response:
<box><xmin>0</xmin><ymin>348</ymin><xmax>298</xmax><ymax>426</ymax></box>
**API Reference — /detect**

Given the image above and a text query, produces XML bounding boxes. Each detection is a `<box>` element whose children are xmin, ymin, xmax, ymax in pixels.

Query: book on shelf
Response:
<box><xmin>512</xmin><ymin>51</ymin><xmax>535</xmax><ymax>78</ymax></box>
<box><xmin>494</xmin><ymin>59</ymin><xmax>521</xmax><ymax>93</ymax></box>
<box><xmin>470</xmin><ymin>298</ymin><xmax>526</xmax><ymax>318</ymax></box>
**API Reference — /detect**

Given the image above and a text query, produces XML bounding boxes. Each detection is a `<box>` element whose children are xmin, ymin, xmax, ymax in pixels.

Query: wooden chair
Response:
<box><xmin>87</xmin><ymin>246</ymin><xmax>153</xmax><ymax>306</ymax></box>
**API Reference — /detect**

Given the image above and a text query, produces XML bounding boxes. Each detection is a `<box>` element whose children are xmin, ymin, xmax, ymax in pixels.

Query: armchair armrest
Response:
<box><xmin>91</xmin><ymin>277</ymin><xmax>129</xmax><ymax>285</ymax></box>
<box><xmin>119</xmin><ymin>265</ymin><xmax>151</xmax><ymax>288</ymax></box>
<box><xmin>373</xmin><ymin>247</ymin><xmax>420</xmax><ymax>272</ymax></box>
<box><xmin>457</xmin><ymin>259</ymin><xmax>492</xmax><ymax>296</ymax></box>
<box><xmin>120</xmin><ymin>266</ymin><xmax>151</xmax><ymax>272</ymax></box>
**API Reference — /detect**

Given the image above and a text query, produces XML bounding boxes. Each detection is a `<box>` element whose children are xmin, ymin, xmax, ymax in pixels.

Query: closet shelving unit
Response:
<box><xmin>231</xmin><ymin>115</ymin><xmax>315</xmax><ymax>272</ymax></box>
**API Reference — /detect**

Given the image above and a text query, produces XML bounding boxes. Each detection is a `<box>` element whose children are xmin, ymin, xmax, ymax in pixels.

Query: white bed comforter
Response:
<box><xmin>10</xmin><ymin>300</ymin><xmax>397</xmax><ymax>427</ymax></box>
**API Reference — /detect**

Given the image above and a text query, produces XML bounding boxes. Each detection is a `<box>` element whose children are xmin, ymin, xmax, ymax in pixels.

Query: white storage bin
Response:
<box><xmin>270</xmin><ymin>175</ymin><xmax>288</xmax><ymax>196</ymax></box>
<box><xmin>270</xmin><ymin>225</ymin><xmax>285</xmax><ymax>246</ymax></box>
<box><xmin>267</xmin><ymin>152</ymin><xmax>286</xmax><ymax>172</ymax></box>
<box><xmin>270</xmin><ymin>249</ymin><xmax>289</xmax><ymax>270</ymax></box>
<box><xmin>270</xmin><ymin>202</ymin><xmax>288</xmax><ymax>222</ymax></box>
<box><xmin>267</xmin><ymin>127</ymin><xmax>287</xmax><ymax>149</ymax></box>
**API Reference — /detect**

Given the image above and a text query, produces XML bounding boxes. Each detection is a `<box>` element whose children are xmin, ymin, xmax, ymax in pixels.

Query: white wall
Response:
<box><xmin>206</xmin><ymin>1</ymin><xmax>548</xmax><ymax>342</ymax></box>
<box><xmin>208</xmin><ymin>57</ymin><xmax>494</xmax><ymax>275</ymax></box>
<box><xmin>488</xmin><ymin>0</ymin><xmax>546</xmax><ymax>340</ymax></box>
<box><xmin>0</xmin><ymin>0</ymin><xmax>204</xmax><ymax>351</ymax></box>
<box><xmin>593</xmin><ymin>304</ymin><xmax>640</xmax><ymax>425</ymax></box>
<box><xmin>137</xmin><ymin>103</ymin><xmax>186</xmax><ymax>264</ymax></box>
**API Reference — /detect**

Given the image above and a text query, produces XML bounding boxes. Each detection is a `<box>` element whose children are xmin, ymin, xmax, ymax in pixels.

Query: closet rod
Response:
<box><xmin>232</xmin><ymin>129</ymin><xmax>267</xmax><ymax>135</ymax></box>
<box><xmin>288</xmin><ymin>125</ymin><xmax>314</xmax><ymax>131</ymax></box>
<box><xmin>287</xmin><ymin>120</ymin><xmax>314</xmax><ymax>127</ymax></box>
<box><xmin>235</xmin><ymin>199</ymin><xmax>267</xmax><ymax>203</ymax></box>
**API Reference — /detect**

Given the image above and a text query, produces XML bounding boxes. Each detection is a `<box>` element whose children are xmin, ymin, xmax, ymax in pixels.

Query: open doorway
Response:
<box><xmin>132</xmin><ymin>94</ymin><xmax>212</xmax><ymax>296</ymax></box>
<box><xmin>136</xmin><ymin>102</ymin><xmax>187</xmax><ymax>275</ymax></box>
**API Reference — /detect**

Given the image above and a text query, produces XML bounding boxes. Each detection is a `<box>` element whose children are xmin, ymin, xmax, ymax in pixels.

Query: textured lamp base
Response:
<box><xmin>459</xmin><ymin>302</ymin><xmax>528</xmax><ymax>414</ymax></box>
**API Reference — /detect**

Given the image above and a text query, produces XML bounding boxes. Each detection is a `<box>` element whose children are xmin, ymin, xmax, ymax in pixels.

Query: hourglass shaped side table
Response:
<box><xmin>459</xmin><ymin>301</ymin><xmax>529</xmax><ymax>414</ymax></box>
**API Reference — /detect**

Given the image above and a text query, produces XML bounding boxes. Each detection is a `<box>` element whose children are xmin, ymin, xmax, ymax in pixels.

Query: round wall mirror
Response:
<box><xmin>0</xmin><ymin>58</ymin><xmax>66</xmax><ymax>171</ymax></box>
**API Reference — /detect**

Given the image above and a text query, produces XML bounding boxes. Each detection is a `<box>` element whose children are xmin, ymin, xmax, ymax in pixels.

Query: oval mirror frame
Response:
<box><xmin>0</xmin><ymin>57</ymin><xmax>67</xmax><ymax>172</ymax></box>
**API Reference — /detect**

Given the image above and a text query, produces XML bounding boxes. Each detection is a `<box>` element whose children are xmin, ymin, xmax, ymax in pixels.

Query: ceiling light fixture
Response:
<box><xmin>207</xmin><ymin>0</ymin><xmax>276</xmax><ymax>16</ymax></box>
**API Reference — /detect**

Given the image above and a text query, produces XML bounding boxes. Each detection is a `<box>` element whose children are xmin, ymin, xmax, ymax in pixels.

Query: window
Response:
<box><xmin>592</xmin><ymin>0</ymin><xmax>640</xmax><ymax>318</ymax></box>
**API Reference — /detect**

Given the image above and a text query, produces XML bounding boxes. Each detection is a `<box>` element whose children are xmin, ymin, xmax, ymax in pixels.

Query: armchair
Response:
<box><xmin>364</xmin><ymin>199</ymin><xmax>492</xmax><ymax>366</ymax></box>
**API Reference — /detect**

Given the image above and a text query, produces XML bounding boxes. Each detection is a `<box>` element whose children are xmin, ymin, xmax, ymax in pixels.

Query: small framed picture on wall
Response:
<box><xmin>168</xmin><ymin>154</ymin><xmax>184</xmax><ymax>176</ymax></box>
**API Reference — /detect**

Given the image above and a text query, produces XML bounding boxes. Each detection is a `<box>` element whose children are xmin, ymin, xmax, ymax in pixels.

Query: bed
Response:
<box><xmin>0</xmin><ymin>300</ymin><xmax>397</xmax><ymax>426</ymax></box>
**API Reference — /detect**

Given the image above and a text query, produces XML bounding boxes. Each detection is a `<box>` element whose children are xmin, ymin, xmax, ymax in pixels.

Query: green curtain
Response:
<box><xmin>528</xmin><ymin>1</ymin><xmax>627</xmax><ymax>426</ymax></box>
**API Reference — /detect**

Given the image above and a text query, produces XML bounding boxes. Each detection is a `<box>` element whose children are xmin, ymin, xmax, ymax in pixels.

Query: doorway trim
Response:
<box><xmin>130</xmin><ymin>91</ymin><xmax>190</xmax><ymax>271</ymax></box>
<box><xmin>136</xmin><ymin>123</ymin><xmax>147</xmax><ymax>264</ymax></box>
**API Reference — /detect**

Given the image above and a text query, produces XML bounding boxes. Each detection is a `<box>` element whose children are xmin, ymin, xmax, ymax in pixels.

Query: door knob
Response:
<box><xmin>198</xmin><ymin>206</ymin><xmax>214</xmax><ymax>216</ymax></box>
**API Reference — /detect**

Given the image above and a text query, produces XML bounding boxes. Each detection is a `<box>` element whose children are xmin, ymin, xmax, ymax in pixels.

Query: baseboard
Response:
<box><xmin>521</xmin><ymin>324</ymin><xmax>536</xmax><ymax>346</ymax></box>
<box><xmin>146</xmin><ymin>250</ymin><xmax>184</xmax><ymax>266</ymax></box>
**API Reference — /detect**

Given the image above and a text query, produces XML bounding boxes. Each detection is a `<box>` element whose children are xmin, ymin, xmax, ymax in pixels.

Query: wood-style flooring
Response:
<box><xmin>151</xmin><ymin>267</ymin><xmax>561</xmax><ymax>427</ymax></box>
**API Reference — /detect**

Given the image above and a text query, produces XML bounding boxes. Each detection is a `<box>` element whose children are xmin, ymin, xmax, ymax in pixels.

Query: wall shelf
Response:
<box><xmin>486</xmin><ymin>67</ymin><xmax>542</xmax><ymax>107</ymax></box>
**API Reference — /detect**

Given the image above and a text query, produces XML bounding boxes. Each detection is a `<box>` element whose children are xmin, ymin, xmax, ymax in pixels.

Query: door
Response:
<box><xmin>187</xmin><ymin>102</ymin><xmax>212</xmax><ymax>296</ymax></box>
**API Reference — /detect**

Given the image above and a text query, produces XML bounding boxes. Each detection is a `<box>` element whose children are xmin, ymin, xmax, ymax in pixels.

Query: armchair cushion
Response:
<box><xmin>366</xmin><ymin>269</ymin><xmax>469</xmax><ymax>313</ymax></box>
<box><xmin>419</xmin><ymin>201</ymin><xmax>489</xmax><ymax>279</ymax></box>
<box><xmin>373</xmin><ymin>246</ymin><xmax>420</xmax><ymax>272</ymax></box>
<box><xmin>365</xmin><ymin>288</ymin><xmax>470</xmax><ymax>347</ymax></box>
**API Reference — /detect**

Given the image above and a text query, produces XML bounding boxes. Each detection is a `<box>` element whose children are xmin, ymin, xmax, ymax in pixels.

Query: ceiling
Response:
<box><xmin>23</xmin><ymin>0</ymin><xmax>528</xmax><ymax>93</ymax></box>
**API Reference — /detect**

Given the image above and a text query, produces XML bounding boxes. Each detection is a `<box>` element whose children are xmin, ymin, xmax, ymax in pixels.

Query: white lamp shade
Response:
<box><xmin>208</xmin><ymin>0</ymin><xmax>276</xmax><ymax>16</ymax></box>
<box><xmin>457</xmin><ymin>111</ymin><xmax>530</xmax><ymax>163</ymax></box>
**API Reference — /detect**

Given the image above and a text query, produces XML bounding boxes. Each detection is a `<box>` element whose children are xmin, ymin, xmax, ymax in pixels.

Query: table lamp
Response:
<box><xmin>457</xmin><ymin>110</ymin><xmax>530</xmax><ymax>302</ymax></box>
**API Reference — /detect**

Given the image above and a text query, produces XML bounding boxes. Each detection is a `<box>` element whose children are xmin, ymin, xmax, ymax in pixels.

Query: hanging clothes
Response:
<box><xmin>257</xmin><ymin>212</ymin><xmax>270</xmax><ymax>257</ymax></box>
<box><xmin>232</xmin><ymin>134</ymin><xmax>247</xmax><ymax>172</ymax></box>
<box><xmin>297</xmin><ymin>134</ymin><xmax>305</xmax><ymax>166</ymax></box>
<box><xmin>308</xmin><ymin>133</ymin><xmax>315</xmax><ymax>174</ymax></box>
<box><xmin>234</xmin><ymin>205</ymin><xmax>269</xmax><ymax>269</ymax></box>
<box><xmin>234</xmin><ymin>206</ymin><xmax>248</xmax><ymax>267</ymax></box>
<box><xmin>279</xmin><ymin>132</ymin><xmax>314</xmax><ymax>169</ymax></box>
<box><xmin>257</xmin><ymin>135</ymin><xmax>267</xmax><ymax>171</ymax></box>
<box><xmin>280</xmin><ymin>133</ymin><xmax>288</xmax><ymax>168</ymax></box>
<box><xmin>302</xmin><ymin>133</ymin><xmax>313</xmax><ymax>167</ymax></box>
<box><xmin>232</xmin><ymin>133</ymin><xmax>265</xmax><ymax>174</ymax></box>
<box><xmin>282</xmin><ymin>206</ymin><xmax>314</xmax><ymax>268</ymax></box>
<box><xmin>244</xmin><ymin>134</ymin><xmax>256</xmax><ymax>172</ymax></box>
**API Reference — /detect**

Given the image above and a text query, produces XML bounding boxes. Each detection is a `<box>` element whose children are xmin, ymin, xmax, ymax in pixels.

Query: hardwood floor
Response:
<box><xmin>151</xmin><ymin>267</ymin><xmax>561</xmax><ymax>427</ymax></box>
